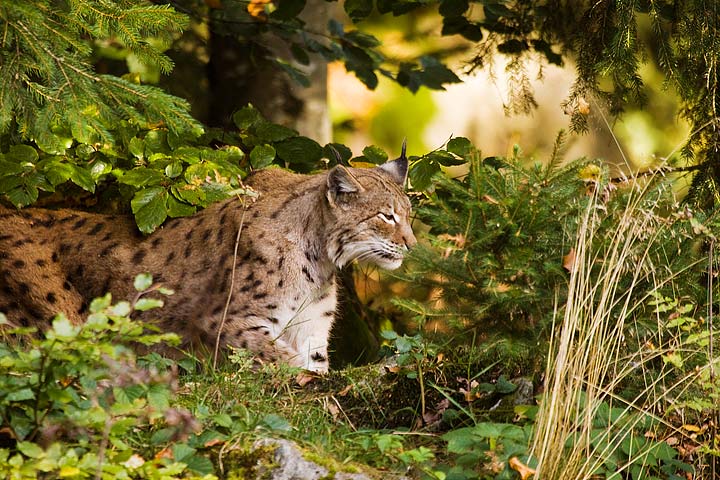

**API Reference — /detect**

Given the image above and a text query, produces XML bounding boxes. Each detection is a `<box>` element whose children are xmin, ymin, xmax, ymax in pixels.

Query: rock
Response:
<box><xmin>253</xmin><ymin>438</ymin><xmax>373</xmax><ymax>480</ymax></box>
<box><xmin>509</xmin><ymin>377</ymin><xmax>535</xmax><ymax>406</ymax></box>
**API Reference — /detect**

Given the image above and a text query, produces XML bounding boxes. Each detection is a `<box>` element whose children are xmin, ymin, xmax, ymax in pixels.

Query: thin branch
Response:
<box><xmin>213</xmin><ymin>193</ymin><xmax>248</xmax><ymax>369</ymax></box>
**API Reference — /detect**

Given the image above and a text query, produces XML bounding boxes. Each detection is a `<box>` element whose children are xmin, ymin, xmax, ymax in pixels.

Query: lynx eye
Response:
<box><xmin>377</xmin><ymin>212</ymin><xmax>397</xmax><ymax>224</ymax></box>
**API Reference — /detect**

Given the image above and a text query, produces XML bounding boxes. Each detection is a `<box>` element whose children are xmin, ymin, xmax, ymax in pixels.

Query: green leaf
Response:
<box><xmin>52</xmin><ymin>315</ymin><xmax>76</xmax><ymax>338</ymax></box>
<box><xmin>69</xmin><ymin>164</ymin><xmax>96</xmax><ymax>192</ymax></box>
<box><xmin>147</xmin><ymin>384</ymin><xmax>170</xmax><ymax>410</ymax></box>
<box><xmin>290</xmin><ymin>43</ymin><xmax>311</xmax><ymax>66</ymax></box>
<box><xmin>250</xmin><ymin>144</ymin><xmax>276</xmax><ymax>169</ymax></box>
<box><xmin>447</xmin><ymin>137</ymin><xmax>472</xmax><ymax>157</ymax></box>
<box><xmin>344</xmin><ymin>0</ymin><xmax>373</xmax><ymax>22</ymax></box>
<box><xmin>395</xmin><ymin>336</ymin><xmax>413</xmax><ymax>353</ymax></box>
<box><xmin>380</xmin><ymin>329</ymin><xmax>398</xmax><ymax>340</ymax></box>
<box><xmin>0</xmin><ymin>160</ymin><xmax>25</xmax><ymax>177</ymax></box>
<box><xmin>7</xmin><ymin>145</ymin><xmax>39</xmax><ymax>164</ymax></box>
<box><xmin>131</xmin><ymin>187</ymin><xmax>168</xmax><ymax>234</ymax></box>
<box><xmin>39</xmin><ymin>157</ymin><xmax>73</xmax><ymax>186</ymax></box>
<box><xmin>7</xmin><ymin>388</ymin><xmax>35</xmax><ymax>402</ymax></box>
<box><xmin>165</xmin><ymin>161</ymin><xmax>183</xmax><ymax>178</ymax></box>
<box><xmin>129</xmin><ymin>137</ymin><xmax>145</xmax><ymax>159</ymax></box>
<box><xmin>212</xmin><ymin>413</ymin><xmax>233</xmax><ymax>428</ymax></box>
<box><xmin>409</xmin><ymin>158</ymin><xmax>440</xmax><ymax>191</ymax></box>
<box><xmin>254</xmin><ymin>122</ymin><xmax>297</xmax><ymax>142</ymax></box>
<box><xmin>109</xmin><ymin>302</ymin><xmax>132</xmax><ymax>317</ymax></box>
<box><xmin>439</xmin><ymin>0</ymin><xmax>469</xmax><ymax>17</ymax></box>
<box><xmin>418</xmin><ymin>56</ymin><xmax>461</xmax><ymax>89</ymax></box>
<box><xmin>345</xmin><ymin>30</ymin><xmax>381</xmax><ymax>48</ymax></box>
<box><xmin>261</xmin><ymin>414</ymin><xmax>292</xmax><ymax>432</ymax></box>
<box><xmin>144</xmin><ymin>130</ymin><xmax>169</xmax><ymax>154</ymax></box>
<box><xmin>166</xmin><ymin>194</ymin><xmax>196</xmax><ymax>217</ymax></box>
<box><xmin>34</xmin><ymin>131</ymin><xmax>73</xmax><ymax>155</ymax></box>
<box><xmin>17</xmin><ymin>442</ymin><xmax>44</xmax><ymax>458</ymax></box>
<box><xmin>89</xmin><ymin>160</ymin><xmax>111</xmax><ymax>180</ymax></box>
<box><xmin>233</xmin><ymin>106</ymin><xmax>261</xmax><ymax>130</ymax></box>
<box><xmin>324</xmin><ymin>143</ymin><xmax>352</xmax><ymax>165</ymax></box>
<box><xmin>134</xmin><ymin>298</ymin><xmax>164</xmax><ymax>311</ymax></box>
<box><xmin>171</xmin><ymin>443</ymin><xmax>196</xmax><ymax>462</ymax></box>
<box><xmin>273</xmin><ymin>58</ymin><xmax>310</xmax><ymax>87</ymax></box>
<box><xmin>275</xmin><ymin>136</ymin><xmax>323</xmax><ymax>166</ymax></box>
<box><xmin>5</xmin><ymin>186</ymin><xmax>37</xmax><ymax>207</ymax></box>
<box><xmin>184</xmin><ymin>455</ymin><xmax>214</xmax><ymax>475</ymax></box>
<box><xmin>362</xmin><ymin>145</ymin><xmax>388</xmax><ymax>164</ymax></box>
<box><xmin>90</xmin><ymin>293</ymin><xmax>112</xmax><ymax>312</ymax></box>
<box><xmin>119</xmin><ymin>167</ymin><xmax>165</xmax><ymax>187</ymax></box>
<box><xmin>134</xmin><ymin>273</ymin><xmax>153</xmax><ymax>291</ymax></box>
<box><xmin>495</xmin><ymin>375</ymin><xmax>517</xmax><ymax>394</ymax></box>
<box><xmin>427</xmin><ymin>151</ymin><xmax>465</xmax><ymax>167</ymax></box>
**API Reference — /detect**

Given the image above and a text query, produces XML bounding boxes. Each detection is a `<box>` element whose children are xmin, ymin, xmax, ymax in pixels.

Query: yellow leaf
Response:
<box><xmin>59</xmin><ymin>466</ymin><xmax>81</xmax><ymax>477</ymax></box>
<box><xmin>247</xmin><ymin>0</ymin><xmax>271</xmax><ymax>19</ymax></box>
<box><xmin>579</xmin><ymin>164</ymin><xmax>601</xmax><ymax>182</ymax></box>
<box><xmin>682</xmin><ymin>424</ymin><xmax>702</xmax><ymax>433</ymax></box>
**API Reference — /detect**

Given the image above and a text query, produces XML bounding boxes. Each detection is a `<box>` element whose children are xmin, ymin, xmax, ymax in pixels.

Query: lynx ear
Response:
<box><xmin>327</xmin><ymin>165</ymin><xmax>364</xmax><ymax>204</ymax></box>
<box><xmin>378</xmin><ymin>139</ymin><xmax>408</xmax><ymax>185</ymax></box>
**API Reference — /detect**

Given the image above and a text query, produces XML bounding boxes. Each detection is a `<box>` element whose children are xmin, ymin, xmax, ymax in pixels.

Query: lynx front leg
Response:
<box><xmin>288</xmin><ymin>295</ymin><xmax>336</xmax><ymax>373</ymax></box>
<box><xmin>218</xmin><ymin>324</ymin><xmax>307</xmax><ymax>369</ymax></box>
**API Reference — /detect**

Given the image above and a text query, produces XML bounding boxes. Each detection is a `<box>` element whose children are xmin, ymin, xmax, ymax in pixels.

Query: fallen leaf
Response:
<box><xmin>483</xmin><ymin>194</ymin><xmax>500</xmax><ymax>205</ymax></box>
<box><xmin>204</xmin><ymin>438</ymin><xmax>225</xmax><ymax>448</ymax></box>
<box><xmin>509</xmin><ymin>457</ymin><xmax>536</xmax><ymax>480</ymax></box>
<box><xmin>338</xmin><ymin>384</ymin><xmax>354</xmax><ymax>396</ymax></box>
<box><xmin>296</xmin><ymin>371</ymin><xmax>319</xmax><ymax>387</ymax></box>
<box><xmin>123</xmin><ymin>454</ymin><xmax>145</xmax><ymax>469</ymax></box>
<box><xmin>325</xmin><ymin>398</ymin><xmax>340</xmax><ymax>420</ymax></box>
<box><xmin>154</xmin><ymin>447</ymin><xmax>173</xmax><ymax>460</ymax></box>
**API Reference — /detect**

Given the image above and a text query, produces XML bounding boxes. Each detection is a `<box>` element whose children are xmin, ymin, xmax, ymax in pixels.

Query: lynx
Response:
<box><xmin>0</xmin><ymin>154</ymin><xmax>416</xmax><ymax>372</ymax></box>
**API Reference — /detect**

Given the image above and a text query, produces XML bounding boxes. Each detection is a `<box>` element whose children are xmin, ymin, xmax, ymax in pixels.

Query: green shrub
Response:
<box><xmin>0</xmin><ymin>276</ymin><xmax>211</xmax><ymax>479</ymax></box>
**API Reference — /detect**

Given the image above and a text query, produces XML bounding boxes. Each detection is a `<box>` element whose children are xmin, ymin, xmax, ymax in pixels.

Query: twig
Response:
<box><xmin>213</xmin><ymin>195</ymin><xmax>248</xmax><ymax>369</ymax></box>
<box><xmin>329</xmin><ymin>395</ymin><xmax>356</xmax><ymax>432</ymax></box>
<box><xmin>609</xmin><ymin>163</ymin><xmax>706</xmax><ymax>184</ymax></box>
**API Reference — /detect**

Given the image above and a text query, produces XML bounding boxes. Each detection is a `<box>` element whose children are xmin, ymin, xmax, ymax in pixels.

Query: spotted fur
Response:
<box><xmin>0</xmin><ymin>157</ymin><xmax>416</xmax><ymax>372</ymax></box>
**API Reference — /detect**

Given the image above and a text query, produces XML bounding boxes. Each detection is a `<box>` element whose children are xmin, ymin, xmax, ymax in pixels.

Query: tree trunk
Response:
<box><xmin>206</xmin><ymin>0</ymin><xmax>331</xmax><ymax>144</ymax></box>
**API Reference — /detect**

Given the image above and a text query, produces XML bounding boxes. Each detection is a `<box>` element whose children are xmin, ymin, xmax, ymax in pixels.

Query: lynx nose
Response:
<box><xmin>402</xmin><ymin>227</ymin><xmax>417</xmax><ymax>250</ymax></box>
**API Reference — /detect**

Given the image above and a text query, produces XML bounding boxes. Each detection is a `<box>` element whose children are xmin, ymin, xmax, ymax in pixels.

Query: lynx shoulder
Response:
<box><xmin>0</xmin><ymin>156</ymin><xmax>416</xmax><ymax>372</ymax></box>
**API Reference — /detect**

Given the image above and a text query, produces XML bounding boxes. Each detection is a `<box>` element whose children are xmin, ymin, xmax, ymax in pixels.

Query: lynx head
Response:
<box><xmin>326</xmin><ymin>143</ymin><xmax>416</xmax><ymax>270</ymax></box>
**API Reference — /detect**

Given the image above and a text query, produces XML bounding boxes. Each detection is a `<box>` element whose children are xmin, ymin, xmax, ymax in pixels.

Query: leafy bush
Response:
<box><xmin>0</xmin><ymin>276</ymin><xmax>209</xmax><ymax>479</ymax></box>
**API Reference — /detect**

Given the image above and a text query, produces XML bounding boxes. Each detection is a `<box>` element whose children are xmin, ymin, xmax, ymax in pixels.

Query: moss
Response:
<box><xmin>302</xmin><ymin>450</ymin><xmax>363</xmax><ymax>476</ymax></box>
<box><xmin>220</xmin><ymin>443</ymin><xmax>277</xmax><ymax>480</ymax></box>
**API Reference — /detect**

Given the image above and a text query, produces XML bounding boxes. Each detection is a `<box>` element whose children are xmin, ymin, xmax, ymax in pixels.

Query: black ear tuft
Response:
<box><xmin>378</xmin><ymin>139</ymin><xmax>408</xmax><ymax>185</ymax></box>
<box><xmin>327</xmin><ymin>165</ymin><xmax>364</xmax><ymax>204</ymax></box>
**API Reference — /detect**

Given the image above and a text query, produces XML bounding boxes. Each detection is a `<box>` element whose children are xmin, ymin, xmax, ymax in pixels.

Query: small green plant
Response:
<box><xmin>0</xmin><ymin>275</ymin><xmax>209</xmax><ymax>479</ymax></box>
<box><xmin>440</xmin><ymin>422</ymin><xmax>533</xmax><ymax>480</ymax></box>
<box><xmin>380</xmin><ymin>330</ymin><xmax>440</xmax><ymax>424</ymax></box>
